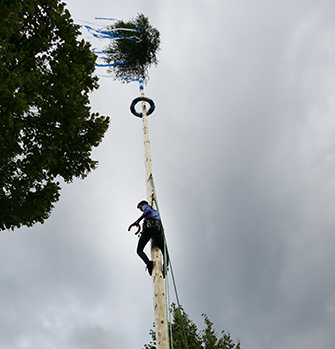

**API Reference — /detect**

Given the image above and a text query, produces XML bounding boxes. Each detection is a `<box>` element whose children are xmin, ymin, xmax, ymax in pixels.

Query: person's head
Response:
<box><xmin>137</xmin><ymin>200</ymin><xmax>148</xmax><ymax>211</ymax></box>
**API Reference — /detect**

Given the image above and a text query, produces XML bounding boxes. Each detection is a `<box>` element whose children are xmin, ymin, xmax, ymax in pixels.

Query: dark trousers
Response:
<box><xmin>136</xmin><ymin>227</ymin><xmax>168</xmax><ymax>266</ymax></box>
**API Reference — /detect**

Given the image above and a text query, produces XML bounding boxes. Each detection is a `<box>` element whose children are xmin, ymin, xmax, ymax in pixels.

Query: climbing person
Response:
<box><xmin>128</xmin><ymin>200</ymin><xmax>168</xmax><ymax>276</ymax></box>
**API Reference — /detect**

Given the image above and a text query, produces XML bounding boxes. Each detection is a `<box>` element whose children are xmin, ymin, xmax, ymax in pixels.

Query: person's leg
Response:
<box><xmin>136</xmin><ymin>233</ymin><xmax>151</xmax><ymax>265</ymax></box>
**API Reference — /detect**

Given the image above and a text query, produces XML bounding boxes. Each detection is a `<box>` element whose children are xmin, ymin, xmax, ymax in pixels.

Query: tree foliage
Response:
<box><xmin>0</xmin><ymin>0</ymin><xmax>110</xmax><ymax>230</ymax></box>
<box><xmin>104</xmin><ymin>13</ymin><xmax>160</xmax><ymax>82</ymax></box>
<box><xmin>143</xmin><ymin>303</ymin><xmax>241</xmax><ymax>349</ymax></box>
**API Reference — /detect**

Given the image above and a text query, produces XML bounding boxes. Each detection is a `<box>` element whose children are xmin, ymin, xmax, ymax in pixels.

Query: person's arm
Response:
<box><xmin>128</xmin><ymin>212</ymin><xmax>149</xmax><ymax>231</ymax></box>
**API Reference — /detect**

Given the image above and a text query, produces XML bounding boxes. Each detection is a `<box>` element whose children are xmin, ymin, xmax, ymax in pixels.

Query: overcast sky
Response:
<box><xmin>2</xmin><ymin>0</ymin><xmax>335</xmax><ymax>348</ymax></box>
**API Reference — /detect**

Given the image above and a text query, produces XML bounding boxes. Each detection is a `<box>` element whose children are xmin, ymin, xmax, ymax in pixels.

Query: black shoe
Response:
<box><xmin>146</xmin><ymin>261</ymin><xmax>154</xmax><ymax>276</ymax></box>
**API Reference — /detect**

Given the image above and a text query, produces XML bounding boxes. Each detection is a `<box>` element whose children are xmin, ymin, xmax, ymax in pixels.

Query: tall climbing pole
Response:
<box><xmin>130</xmin><ymin>66</ymin><xmax>169</xmax><ymax>349</ymax></box>
<box><xmin>100</xmin><ymin>13</ymin><xmax>166</xmax><ymax>348</ymax></box>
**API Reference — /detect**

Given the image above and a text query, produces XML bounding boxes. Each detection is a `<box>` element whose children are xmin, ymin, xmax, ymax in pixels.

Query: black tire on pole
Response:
<box><xmin>130</xmin><ymin>97</ymin><xmax>155</xmax><ymax>118</ymax></box>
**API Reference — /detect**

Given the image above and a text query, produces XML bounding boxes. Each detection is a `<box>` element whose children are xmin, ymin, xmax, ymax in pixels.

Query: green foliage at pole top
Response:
<box><xmin>104</xmin><ymin>13</ymin><xmax>160</xmax><ymax>82</ymax></box>
<box><xmin>143</xmin><ymin>303</ymin><xmax>242</xmax><ymax>349</ymax></box>
<box><xmin>0</xmin><ymin>0</ymin><xmax>110</xmax><ymax>230</ymax></box>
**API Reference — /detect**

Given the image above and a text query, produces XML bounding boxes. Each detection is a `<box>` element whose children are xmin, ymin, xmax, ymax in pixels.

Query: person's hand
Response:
<box><xmin>128</xmin><ymin>222</ymin><xmax>140</xmax><ymax>235</ymax></box>
<box><xmin>128</xmin><ymin>222</ymin><xmax>138</xmax><ymax>231</ymax></box>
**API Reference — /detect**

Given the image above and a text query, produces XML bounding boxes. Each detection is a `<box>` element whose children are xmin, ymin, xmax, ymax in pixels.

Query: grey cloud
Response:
<box><xmin>2</xmin><ymin>0</ymin><xmax>335</xmax><ymax>348</ymax></box>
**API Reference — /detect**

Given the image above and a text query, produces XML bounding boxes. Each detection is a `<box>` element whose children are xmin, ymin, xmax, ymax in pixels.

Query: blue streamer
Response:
<box><xmin>94</xmin><ymin>17</ymin><xmax>144</xmax><ymax>33</ymax></box>
<box><xmin>120</xmin><ymin>76</ymin><xmax>140</xmax><ymax>83</ymax></box>
<box><xmin>95</xmin><ymin>61</ymin><xmax>127</xmax><ymax>67</ymax></box>
<box><xmin>92</xmin><ymin>48</ymin><xmax>105</xmax><ymax>55</ymax></box>
<box><xmin>76</xmin><ymin>18</ymin><xmax>144</xmax><ymax>80</ymax></box>
<box><xmin>95</xmin><ymin>17</ymin><xmax>121</xmax><ymax>22</ymax></box>
<box><xmin>82</xmin><ymin>25</ymin><xmax>137</xmax><ymax>42</ymax></box>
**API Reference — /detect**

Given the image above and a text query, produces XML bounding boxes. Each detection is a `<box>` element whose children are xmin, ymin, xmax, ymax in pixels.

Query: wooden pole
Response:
<box><xmin>137</xmin><ymin>62</ymin><xmax>169</xmax><ymax>349</ymax></box>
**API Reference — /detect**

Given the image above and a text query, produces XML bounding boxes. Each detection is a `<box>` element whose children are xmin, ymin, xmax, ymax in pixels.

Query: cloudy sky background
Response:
<box><xmin>1</xmin><ymin>0</ymin><xmax>335</xmax><ymax>348</ymax></box>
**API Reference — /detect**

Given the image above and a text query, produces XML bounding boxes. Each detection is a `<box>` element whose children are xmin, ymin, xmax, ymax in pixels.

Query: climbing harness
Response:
<box><xmin>143</xmin><ymin>218</ymin><xmax>162</xmax><ymax>231</ymax></box>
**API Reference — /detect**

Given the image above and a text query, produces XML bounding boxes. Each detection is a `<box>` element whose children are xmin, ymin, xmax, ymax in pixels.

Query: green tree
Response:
<box><xmin>104</xmin><ymin>13</ymin><xmax>160</xmax><ymax>82</ymax></box>
<box><xmin>0</xmin><ymin>0</ymin><xmax>110</xmax><ymax>230</ymax></box>
<box><xmin>143</xmin><ymin>303</ymin><xmax>241</xmax><ymax>349</ymax></box>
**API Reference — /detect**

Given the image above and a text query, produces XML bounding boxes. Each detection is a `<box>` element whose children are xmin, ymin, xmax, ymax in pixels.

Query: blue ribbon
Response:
<box><xmin>95</xmin><ymin>61</ymin><xmax>127</xmax><ymax>67</ymax></box>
